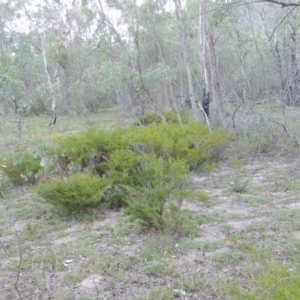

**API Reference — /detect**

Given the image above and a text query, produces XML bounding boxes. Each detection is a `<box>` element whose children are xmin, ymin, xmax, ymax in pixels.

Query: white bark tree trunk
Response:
<box><xmin>202</xmin><ymin>0</ymin><xmax>228</xmax><ymax>128</ymax></box>
<box><xmin>39</xmin><ymin>30</ymin><xmax>58</xmax><ymax>127</ymax></box>
<box><xmin>174</xmin><ymin>0</ymin><xmax>201</xmax><ymax>124</ymax></box>
<box><xmin>199</xmin><ymin>0</ymin><xmax>212</xmax><ymax>130</ymax></box>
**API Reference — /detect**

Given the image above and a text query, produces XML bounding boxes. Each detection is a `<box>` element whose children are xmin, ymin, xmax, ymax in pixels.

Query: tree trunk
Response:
<box><xmin>203</xmin><ymin>1</ymin><xmax>228</xmax><ymax>128</ymax></box>
<box><xmin>271</xmin><ymin>40</ymin><xmax>286</xmax><ymax>127</ymax></box>
<box><xmin>39</xmin><ymin>30</ymin><xmax>58</xmax><ymax>127</ymax></box>
<box><xmin>199</xmin><ymin>0</ymin><xmax>211</xmax><ymax>127</ymax></box>
<box><xmin>174</xmin><ymin>0</ymin><xmax>201</xmax><ymax>123</ymax></box>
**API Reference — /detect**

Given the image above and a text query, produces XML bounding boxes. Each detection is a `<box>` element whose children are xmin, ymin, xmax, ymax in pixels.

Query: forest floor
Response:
<box><xmin>1</xmin><ymin>107</ymin><xmax>300</xmax><ymax>299</ymax></box>
<box><xmin>1</xmin><ymin>153</ymin><xmax>300</xmax><ymax>299</ymax></box>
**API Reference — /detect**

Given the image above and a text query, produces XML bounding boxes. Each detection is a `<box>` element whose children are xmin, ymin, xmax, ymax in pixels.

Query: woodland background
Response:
<box><xmin>2</xmin><ymin>1</ymin><xmax>300</xmax><ymax>299</ymax></box>
<box><xmin>1</xmin><ymin>0</ymin><xmax>300</xmax><ymax>132</ymax></box>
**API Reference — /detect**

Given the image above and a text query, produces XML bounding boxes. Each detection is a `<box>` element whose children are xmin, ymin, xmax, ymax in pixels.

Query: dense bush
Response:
<box><xmin>129</xmin><ymin>123</ymin><xmax>228</xmax><ymax>169</ymax></box>
<box><xmin>37</xmin><ymin>173</ymin><xmax>112</xmax><ymax>213</ymax></box>
<box><xmin>2</xmin><ymin>120</ymin><xmax>227</xmax><ymax>228</ymax></box>
<box><xmin>34</xmin><ymin>122</ymin><xmax>227</xmax><ymax>224</ymax></box>
<box><xmin>123</xmin><ymin>157</ymin><xmax>191</xmax><ymax>231</ymax></box>
<box><xmin>54</xmin><ymin>123</ymin><xmax>228</xmax><ymax>173</ymax></box>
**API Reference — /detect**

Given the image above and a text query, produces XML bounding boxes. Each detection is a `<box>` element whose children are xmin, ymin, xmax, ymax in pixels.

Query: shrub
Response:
<box><xmin>40</xmin><ymin>120</ymin><xmax>228</xmax><ymax>227</ymax></box>
<box><xmin>0</xmin><ymin>152</ymin><xmax>42</xmax><ymax>185</ymax></box>
<box><xmin>123</xmin><ymin>157</ymin><xmax>203</xmax><ymax>232</ymax></box>
<box><xmin>103</xmin><ymin>149</ymin><xmax>141</xmax><ymax>186</ymax></box>
<box><xmin>134</xmin><ymin>112</ymin><xmax>163</xmax><ymax>126</ymax></box>
<box><xmin>54</xmin><ymin>128</ymin><xmax>134</xmax><ymax>175</ymax></box>
<box><xmin>54</xmin><ymin>122</ymin><xmax>228</xmax><ymax>173</ymax></box>
<box><xmin>129</xmin><ymin>123</ymin><xmax>228</xmax><ymax>169</ymax></box>
<box><xmin>125</xmin><ymin>186</ymin><xmax>170</xmax><ymax>231</ymax></box>
<box><xmin>37</xmin><ymin>173</ymin><xmax>112</xmax><ymax>213</ymax></box>
<box><xmin>134</xmin><ymin>111</ymin><xmax>189</xmax><ymax>126</ymax></box>
<box><xmin>54</xmin><ymin>130</ymin><xmax>111</xmax><ymax>173</ymax></box>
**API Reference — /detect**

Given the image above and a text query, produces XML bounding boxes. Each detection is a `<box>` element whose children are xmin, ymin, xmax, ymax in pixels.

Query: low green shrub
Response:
<box><xmin>54</xmin><ymin>123</ymin><xmax>228</xmax><ymax>173</ymax></box>
<box><xmin>103</xmin><ymin>149</ymin><xmax>141</xmax><ymax>186</ymax></box>
<box><xmin>130</xmin><ymin>123</ymin><xmax>228</xmax><ymax>169</ymax></box>
<box><xmin>35</xmin><ymin>120</ymin><xmax>227</xmax><ymax>227</ymax></box>
<box><xmin>0</xmin><ymin>151</ymin><xmax>42</xmax><ymax>184</ymax></box>
<box><xmin>125</xmin><ymin>186</ymin><xmax>170</xmax><ymax>231</ymax></box>
<box><xmin>230</xmin><ymin>178</ymin><xmax>249</xmax><ymax>193</ymax></box>
<box><xmin>123</xmin><ymin>157</ymin><xmax>205</xmax><ymax>232</ymax></box>
<box><xmin>135</xmin><ymin>112</ymin><xmax>163</xmax><ymax>126</ymax></box>
<box><xmin>54</xmin><ymin>130</ymin><xmax>112</xmax><ymax>173</ymax></box>
<box><xmin>134</xmin><ymin>111</ymin><xmax>189</xmax><ymax>126</ymax></box>
<box><xmin>37</xmin><ymin>173</ymin><xmax>112</xmax><ymax>213</ymax></box>
<box><xmin>0</xmin><ymin>140</ymin><xmax>51</xmax><ymax>185</ymax></box>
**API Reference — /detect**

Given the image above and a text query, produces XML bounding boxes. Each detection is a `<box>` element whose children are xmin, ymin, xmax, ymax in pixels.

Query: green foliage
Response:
<box><xmin>0</xmin><ymin>174</ymin><xmax>12</xmax><ymax>197</ymax></box>
<box><xmin>63</xmin><ymin>271</ymin><xmax>84</xmax><ymax>284</ymax></box>
<box><xmin>54</xmin><ymin>122</ymin><xmax>228</xmax><ymax>172</ymax></box>
<box><xmin>0</xmin><ymin>151</ymin><xmax>42</xmax><ymax>184</ymax></box>
<box><xmin>227</xmin><ymin>240</ymin><xmax>300</xmax><ymax>300</ymax></box>
<box><xmin>37</xmin><ymin>173</ymin><xmax>112</xmax><ymax>213</ymax></box>
<box><xmin>38</xmin><ymin>122</ymin><xmax>227</xmax><ymax>227</ymax></box>
<box><xmin>103</xmin><ymin>149</ymin><xmax>141</xmax><ymax>185</ymax></box>
<box><xmin>54</xmin><ymin>129</ymin><xmax>113</xmax><ymax>173</ymax></box>
<box><xmin>129</xmin><ymin>123</ymin><xmax>228</xmax><ymax>170</ymax></box>
<box><xmin>0</xmin><ymin>140</ymin><xmax>51</xmax><ymax>185</ymax></box>
<box><xmin>123</xmin><ymin>157</ymin><xmax>190</xmax><ymax>231</ymax></box>
<box><xmin>135</xmin><ymin>112</ymin><xmax>164</xmax><ymax>126</ymax></box>
<box><xmin>134</xmin><ymin>111</ymin><xmax>190</xmax><ymax>126</ymax></box>
<box><xmin>230</xmin><ymin>179</ymin><xmax>249</xmax><ymax>193</ymax></box>
<box><xmin>123</xmin><ymin>158</ymin><xmax>206</xmax><ymax>233</ymax></box>
<box><xmin>125</xmin><ymin>186</ymin><xmax>169</xmax><ymax>231</ymax></box>
<box><xmin>145</xmin><ymin>262</ymin><xmax>172</xmax><ymax>277</ymax></box>
<box><xmin>228</xmin><ymin>262</ymin><xmax>300</xmax><ymax>300</ymax></box>
<box><xmin>138</xmin><ymin>286</ymin><xmax>174</xmax><ymax>300</ymax></box>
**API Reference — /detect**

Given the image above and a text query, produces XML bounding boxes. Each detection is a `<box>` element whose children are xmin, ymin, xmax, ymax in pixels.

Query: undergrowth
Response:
<box><xmin>134</xmin><ymin>111</ymin><xmax>190</xmax><ymax>126</ymax></box>
<box><xmin>227</xmin><ymin>241</ymin><xmax>300</xmax><ymax>300</ymax></box>
<box><xmin>37</xmin><ymin>173</ymin><xmax>112</xmax><ymax>213</ymax></box>
<box><xmin>1</xmin><ymin>120</ymin><xmax>228</xmax><ymax>231</ymax></box>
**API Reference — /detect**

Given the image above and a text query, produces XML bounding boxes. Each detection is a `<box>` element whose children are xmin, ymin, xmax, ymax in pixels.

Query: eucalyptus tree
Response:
<box><xmin>0</xmin><ymin>1</ymin><xmax>30</xmax><ymax>140</ymax></box>
<box><xmin>255</xmin><ymin>2</ymin><xmax>300</xmax><ymax>128</ymax></box>
<box><xmin>173</xmin><ymin>0</ymin><xmax>200</xmax><ymax>123</ymax></box>
<box><xmin>99</xmin><ymin>0</ymin><xmax>180</xmax><ymax>120</ymax></box>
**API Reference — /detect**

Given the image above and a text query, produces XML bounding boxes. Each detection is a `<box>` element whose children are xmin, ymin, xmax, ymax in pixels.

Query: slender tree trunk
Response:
<box><xmin>271</xmin><ymin>40</ymin><xmax>286</xmax><ymax>127</ymax></box>
<box><xmin>169</xmin><ymin>82</ymin><xmax>183</xmax><ymax>124</ymax></box>
<box><xmin>174</xmin><ymin>0</ymin><xmax>201</xmax><ymax>123</ymax></box>
<box><xmin>39</xmin><ymin>30</ymin><xmax>58</xmax><ymax>127</ymax></box>
<box><xmin>132</xmin><ymin>27</ymin><xmax>165</xmax><ymax>122</ymax></box>
<box><xmin>289</xmin><ymin>24</ymin><xmax>299</xmax><ymax>105</ymax></box>
<box><xmin>154</xmin><ymin>35</ymin><xmax>182</xmax><ymax>124</ymax></box>
<box><xmin>203</xmin><ymin>0</ymin><xmax>228</xmax><ymax>128</ymax></box>
<box><xmin>259</xmin><ymin>8</ymin><xmax>287</xmax><ymax>129</ymax></box>
<box><xmin>199</xmin><ymin>0</ymin><xmax>211</xmax><ymax>127</ymax></box>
